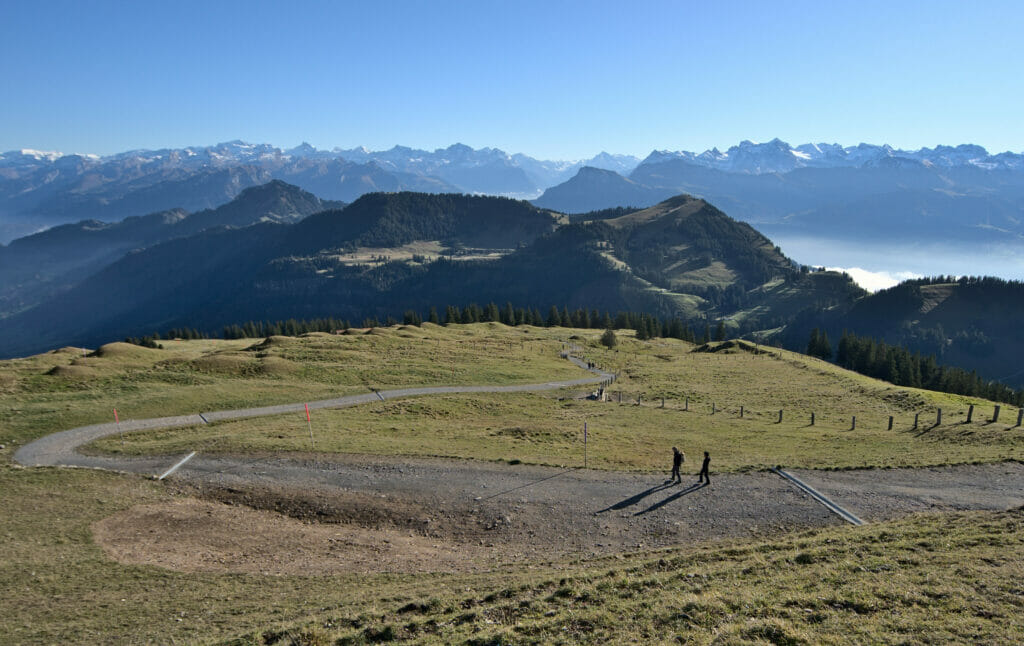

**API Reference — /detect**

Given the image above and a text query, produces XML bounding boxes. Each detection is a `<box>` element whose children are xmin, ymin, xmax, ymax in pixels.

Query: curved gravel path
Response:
<box><xmin>14</xmin><ymin>354</ymin><xmax>614</xmax><ymax>469</ymax></box>
<box><xmin>14</xmin><ymin>353</ymin><xmax>1024</xmax><ymax>558</ymax></box>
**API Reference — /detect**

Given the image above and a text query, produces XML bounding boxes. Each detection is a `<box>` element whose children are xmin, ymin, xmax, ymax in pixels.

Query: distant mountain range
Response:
<box><xmin>535</xmin><ymin>140</ymin><xmax>1024</xmax><ymax>254</ymax></box>
<box><xmin>0</xmin><ymin>141</ymin><xmax>640</xmax><ymax>242</ymax></box>
<box><xmin>6</xmin><ymin>138</ymin><xmax>1022</xmax><ymax>246</ymax></box>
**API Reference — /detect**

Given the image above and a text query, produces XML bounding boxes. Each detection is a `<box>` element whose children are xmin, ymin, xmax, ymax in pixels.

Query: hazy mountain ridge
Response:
<box><xmin>0</xmin><ymin>141</ymin><xmax>643</xmax><ymax>241</ymax></box>
<box><xmin>534</xmin><ymin>144</ymin><xmax>1024</xmax><ymax>259</ymax></box>
<box><xmin>0</xmin><ymin>191</ymin><xmax>861</xmax><ymax>358</ymax></box>
<box><xmin>639</xmin><ymin>139</ymin><xmax>1024</xmax><ymax>175</ymax></box>
<box><xmin>5</xmin><ymin>138</ymin><xmax>1020</xmax><ymax>243</ymax></box>
<box><xmin>0</xmin><ymin>181</ymin><xmax>335</xmax><ymax>318</ymax></box>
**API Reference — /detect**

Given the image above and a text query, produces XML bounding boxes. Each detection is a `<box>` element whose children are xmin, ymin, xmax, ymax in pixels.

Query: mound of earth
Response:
<box><xmin>92</xmin><ymin>498</ymin><xmax>498</xmax><ymax>576</ymax></box>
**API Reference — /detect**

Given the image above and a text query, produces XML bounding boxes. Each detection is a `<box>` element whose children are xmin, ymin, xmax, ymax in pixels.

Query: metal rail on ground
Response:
<box><xmin>772</xmin><ymin>467</ymin><xmax>864</xmax><ymax>526</ymax></box>
<box><xmin>157</xmin><ymin>451</ymin><xmax>198</xmax><ymax>480</ymax></box>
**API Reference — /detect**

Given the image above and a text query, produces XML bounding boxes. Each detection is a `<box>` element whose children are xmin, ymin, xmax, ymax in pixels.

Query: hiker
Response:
<box><xmin>670</xmin><ymin>447</ymin><xmax>684</xmax><ymax>482</ymax></box>
<box><xmin>698</xmin><ymin>451</ymin><xmax>710</xmax><ymax>485</ymax></box>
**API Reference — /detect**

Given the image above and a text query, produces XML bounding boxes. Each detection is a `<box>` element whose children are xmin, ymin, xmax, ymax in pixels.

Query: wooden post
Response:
<box><xmin>914</xmin><ymin>412</ymin><xmax>919</xmax><ymax>429</ymax></box>
<box><xmin>810</xmin><ymin>412</ymin><xmax>815</xmax><ymax>426</ymax></box>
<box><xmin>1016</xmin><ymin>409</ymin><xmax>1023</xmax><ymax>427</ymax></box>
<box><xmin>637</xmin><ymin>393</ymin><xmax>642</xmax><ymax>406</ymax></box>
<box><xmin>661</xmin><ymin>397</ymin><xmax>665</xmax><ymax>409</ymax></box>
<box><xmin>712</xmin><ymin>402</ymin><xmax>716</xmax><ymax>415</ymax></box>
<box><xmin>888</xmin><ymin>416</ymin><xmax>894</xmax><ymax>431</ymax></box>
<box><xmin>992</xmin><ymin>405</ymin><xmax>1001</xmax><ymax>423</ymax></box>
<box><xmin>685</xmin><ymin>397</ymin><xmax>689</xmax><ymax>411</ymax></box>
<box><xmin>936</xmin><ymin>408</ymin><xmax>942</xmax><ymax>425</ymax></box>
<box><xmin>967</xmin><ymin>405</ymin><xmax>974</xmax><ymax>423</ymax></box>
<box><xmin>850</xmin><ymin>416</ymin><xmax>856</xmax><ymax>431</ymax></box>
<box><xmin>778</xmin><ymin>409</ymin><xmax>783</xmax><ymax>424</ymax></box>
<box><xmin>740</xmin><ymin>406</ymin><xmax>744</xmax><ymax>418</ymax></box>
<box><xmin>618</xmin><ymin>391</ymin><xmax>622</xmax><ymax>404</ymax></box>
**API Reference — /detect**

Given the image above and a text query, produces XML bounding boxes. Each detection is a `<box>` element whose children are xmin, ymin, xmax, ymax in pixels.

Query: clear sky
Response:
<box><xmin>3</xmin><ymin>0</ymin><xmax>1022</xmax><ymax>160</ymax></box>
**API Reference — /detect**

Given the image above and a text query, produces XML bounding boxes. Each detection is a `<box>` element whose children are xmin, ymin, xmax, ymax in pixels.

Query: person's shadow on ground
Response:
<box><xmin>595</xmin><ymin>480</ymin><xmax>676</xmax><ymax>514</ymax></box>
<box><xmin>633</xmin><ymin>482</ymin><xmax>707</xmax><ymax>516</ymax></box>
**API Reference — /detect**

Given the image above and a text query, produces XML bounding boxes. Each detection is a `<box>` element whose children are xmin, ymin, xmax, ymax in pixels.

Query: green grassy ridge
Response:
<box><xmin>90</xmin><ymin>332</ymin><xmax>1024</xmax><ymax>472</ymax></box>
<box><xmin>0</xmin><ymin>324</ymin><xmax>583</xmax><ymax>457</ymax></box>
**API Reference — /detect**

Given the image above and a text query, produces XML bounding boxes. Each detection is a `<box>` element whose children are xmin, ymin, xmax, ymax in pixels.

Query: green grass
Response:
<box><xmin>92</xmin><ymin>334</ymin><xmax>1024</xmax><ymax>472</ymax></box>
<box><xmin>0</xmin><ymin>323</ymin><xmax>581</xmax><ymax>453</ymax></box>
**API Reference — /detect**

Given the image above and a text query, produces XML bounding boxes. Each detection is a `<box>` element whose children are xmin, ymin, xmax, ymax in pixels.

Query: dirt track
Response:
<box><xmin>89</xmin><ymin>455</ymin><xmax>1024</xmax><ymax>575</ymax></box>
<box><xmin>15</xmin><ymin>355</ymin><xmax>1024</xmax><ymax>575</ymax></box>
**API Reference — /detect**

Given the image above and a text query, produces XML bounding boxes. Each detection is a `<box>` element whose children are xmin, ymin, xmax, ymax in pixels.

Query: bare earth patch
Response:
<box><xmin>92</xmin><ymin>498</ymin><xmax>497</xmax><ymax>576</ymax></box>
<box><xmin>90</xmin><ymin>457</ymin><xmax>1024</xmax><ymax>577</ymax></box>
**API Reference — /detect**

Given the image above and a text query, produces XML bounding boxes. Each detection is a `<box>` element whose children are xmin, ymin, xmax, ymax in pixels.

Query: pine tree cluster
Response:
<box><xmin>834</xmin><ymin>331</ymin><xmax>1023</xmax><ymax>407</ymax></box>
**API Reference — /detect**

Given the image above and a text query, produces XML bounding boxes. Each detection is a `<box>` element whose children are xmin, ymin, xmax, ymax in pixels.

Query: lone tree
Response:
<box><xmin>600</xmin><ymin>328</ymin><xmax>618</xmax><ymax>348</ymax></box>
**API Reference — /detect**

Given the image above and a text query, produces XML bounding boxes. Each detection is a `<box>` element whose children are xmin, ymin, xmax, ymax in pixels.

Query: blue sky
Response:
<box><xmin>3</xmin><ymin>0</ymin><xmax>1022</xmax><ymax>159</ymax></box>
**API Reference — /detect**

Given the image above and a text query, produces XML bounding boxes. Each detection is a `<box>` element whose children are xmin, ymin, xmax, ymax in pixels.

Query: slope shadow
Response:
<box><xmin>595</xmin><ymin>481</ymin><xmax>676</xmax><ymax>514</ymax></box>
<box><xmin>633</xmin><ymin>482</ymin><xmax>706</xmax><ymax>516</ymax></box>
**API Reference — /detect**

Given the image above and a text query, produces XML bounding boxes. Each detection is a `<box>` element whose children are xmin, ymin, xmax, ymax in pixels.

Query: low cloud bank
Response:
<box><xmin>827</xmin><ymin>267</ymin><xmax>922</xmax><ymax>292</ymax></box>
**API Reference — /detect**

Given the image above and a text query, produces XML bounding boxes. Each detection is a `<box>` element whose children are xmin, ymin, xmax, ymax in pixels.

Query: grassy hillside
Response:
<box><xmin>91</xmin><ymin>328</ymin><xmax>1024</xmax><ymax>471</ymax></box>
<box><xmin>2</xmin><ymin>323</ymin><xmax>1022</xmax><ymax>645</ymax></box>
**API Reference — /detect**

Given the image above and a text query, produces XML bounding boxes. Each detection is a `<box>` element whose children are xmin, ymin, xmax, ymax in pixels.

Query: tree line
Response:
<box><xmin>123</xmin><ymin>302</ymin><xmax>732</xmax><ymax>347</ymax></box>
<box><xmin>806</xmin><ymin>328</ymin><xmax>1024</xmax><ymax>407</ymax></box>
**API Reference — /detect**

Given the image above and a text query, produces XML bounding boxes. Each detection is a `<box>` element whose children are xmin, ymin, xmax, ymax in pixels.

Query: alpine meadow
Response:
<box><xmin>3</xmin><ymin>2</ymin><xmax>1024</xmax><ymax>645</ymax></box>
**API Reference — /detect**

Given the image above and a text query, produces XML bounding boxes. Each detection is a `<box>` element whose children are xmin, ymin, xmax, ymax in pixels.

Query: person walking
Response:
<box><xmin>697</xmin><ymin>451</ymin><xmax>711</xmax><ymax>485</ymax></box>
<box><xmin>670</xmin><ymin>447</ymin><xmax>684</xmax><ymax>483</ymax></box>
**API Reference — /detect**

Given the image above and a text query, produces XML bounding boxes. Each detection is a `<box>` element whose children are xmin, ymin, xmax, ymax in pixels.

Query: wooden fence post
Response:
<box><xmin>740</xmin><ymin>406</ymin><xmax>744</xmax><ymax>418</ymax></box>
<box><xmin>661</xmin><ymin>397</ymin><xmax>665</xmax><ymax>409</ymax></box>
<box><xmin>618</xmin><ymin>391</ymin><xmax>622</xmax><ymax>403</ymax></box>
<box><xmin>992</xmin><ymin>405</ymin><xmax>1001</xmax><ymax>423</ymax></box>
<box><xmin>1016</xmin><ymin>408</ymin><xmax>1023</xmax><ymax>427</ymax></box>
<box><xmin>936</xmin><ymin>408</ymin><xmax>942</xmax><ymax>425</ymax></box>
<box><xmin>778</xmin><ymin>409</ymin><xmax>783</xmax><ymax>424</ymax></box>
<box><xmin>914</xmin><ymin>413</ymin><xmax>919</xmax><ymax>430</ymax></box>
<box><xmin>967</xmin><ymin>405</ymin><xmax>974</xmax><ymax>423</ymax></box>
<box><xmin>685</xmin><ymin>397</ymin><xmax>689</xmax><ymax>412</ymax></box>
<box><xmin>850</xmin><ymin>416</ymin><xmax>856</xmax><ymax>431</ymax></box>
<box><xmin>712</xmin><ymin>402</ymin><xmax>716</xmax><ymax>415</ymax></box>
<box><xmin>810</xmin><ymin>412</ymin><xmax>815</xmax><ymax>426</ymax></box>
<box><xmin>888</xmin><ymin>415</ymin><xmax>894</xmax><ymax>431</ymax></box>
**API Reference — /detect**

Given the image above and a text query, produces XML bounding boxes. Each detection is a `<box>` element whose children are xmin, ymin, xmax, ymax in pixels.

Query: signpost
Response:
<box><xmin>584</xmin><ymin>422</ymin><xmax>588</xmax><ymax>469</ymax></box>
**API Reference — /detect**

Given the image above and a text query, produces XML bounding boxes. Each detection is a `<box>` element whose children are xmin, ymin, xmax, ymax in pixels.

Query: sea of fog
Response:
<box><xmin>772</xmin><ymin>236</ymin><xmax>1024</xmax><ymax>292</ymax></box>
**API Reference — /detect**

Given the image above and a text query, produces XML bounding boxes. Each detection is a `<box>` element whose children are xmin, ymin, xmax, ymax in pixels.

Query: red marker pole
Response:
<box><xmin>305</xmin><ymin>403</ymin><xmax>314</xmax><ymax>452</ymax></box>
